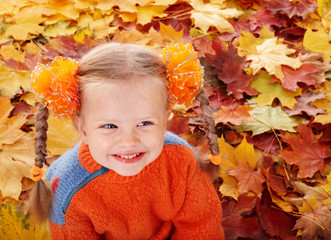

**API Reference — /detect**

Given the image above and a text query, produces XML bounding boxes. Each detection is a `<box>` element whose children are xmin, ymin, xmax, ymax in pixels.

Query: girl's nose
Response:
<box><xmin>117</xmin><ymin>131</ymin><xmax>140</xmax><ymax>148</ymax></box>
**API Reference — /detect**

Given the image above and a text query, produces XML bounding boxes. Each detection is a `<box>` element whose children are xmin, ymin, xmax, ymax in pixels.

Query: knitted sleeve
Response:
<box><xmin>49</xmin><ymin>207</ymin><xmax>100</xmax><ymax>240</ymax></box>
<box><xmin>171</xmin><ymin>150</ymin><xmax>225</xmax><ymax>240</ymax></box>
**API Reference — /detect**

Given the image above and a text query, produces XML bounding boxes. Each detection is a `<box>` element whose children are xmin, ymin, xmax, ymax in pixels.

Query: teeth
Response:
<box><xmin>117</xmin><ymin>153</ymin><xmax>141</xmax><ymax>159</ymax></box>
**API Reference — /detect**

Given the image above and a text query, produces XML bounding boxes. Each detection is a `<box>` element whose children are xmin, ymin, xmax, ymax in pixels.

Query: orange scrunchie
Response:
<box><xmin>31</xmin><ymin>165</ymin><xmax>43</xmax><ymax>181</ymax></box>
<box><xmin>209</xmin><ymin>154</ymin><xmax>222</xmax><ymax>165</ymax></box>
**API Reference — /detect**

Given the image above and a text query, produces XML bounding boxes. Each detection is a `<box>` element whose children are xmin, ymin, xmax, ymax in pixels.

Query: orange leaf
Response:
<box><xmin>228</xmin><ymin>162</ymin><xmax>266</xmax><ymax>198</ymax></box>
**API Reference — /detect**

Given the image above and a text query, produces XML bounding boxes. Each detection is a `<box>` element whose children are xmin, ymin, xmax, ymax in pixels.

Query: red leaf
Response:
<box><xmin>281</xmin><ymin>63</ymin><xmax>317</xmax><ymax>91</ymax></box>
<box><xmin>228</xmin><ymin>162</ymin><xmax>266</xmax><ymax>198</ymax></box>
<box><xmin>263</xmin><ymin>0</ymin><xmax>318</xmax><ymax>19</ymax></box>
<box><xmin>285</xmin><ymin>91</ymin><xmax>326</xmax><ymax>116</ymax></box>
<box><xmin>206</xmin><ymin>39</ymin><xmax>257</xmax><ymax>99</ymax></box>
<box><xmin>249</xmin><ymin>7</ymin><xmax>283</xmax><ymax>33</ymax></box>
<box><xmin>280</xmin><ymin>124</ymin><xmax>331</xmax><ymax>178</ymax></box>
<box><xmin>261</xmin><ymin>156</ymin><xmax>287</xmax><ymax>196</ymax></box>
<box><xmin>222</xmin><ymin>196</ymin><xmax>261</xmax><ymax>239</ymax></box>
<box><xmin>247</xmin><ymin>132</ymin><xmax>280</xmax><ymax>155</ymax></box>
<box><xmin>257</xmin><ymin>190</ymin><xmax>298</xmax><ymax>239</ymax></box>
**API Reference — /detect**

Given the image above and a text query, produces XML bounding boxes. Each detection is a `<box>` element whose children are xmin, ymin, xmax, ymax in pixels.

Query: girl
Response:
<box><xmin>28</xmin><ymin>42</ymin><xmax>224</xmax><ymax>239</ymax></box>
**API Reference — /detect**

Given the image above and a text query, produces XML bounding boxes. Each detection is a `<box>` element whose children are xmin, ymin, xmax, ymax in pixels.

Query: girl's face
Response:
<box><xmin>76</xmin><ymin>78</ymin><xmax>168</xmax><ymax>176</ymax></box>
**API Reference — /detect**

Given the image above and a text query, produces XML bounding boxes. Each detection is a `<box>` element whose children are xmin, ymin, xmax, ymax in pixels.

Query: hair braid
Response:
<box><xmin>27</xmin><ymin>103</ymin><xmax>53</xmax><ymax>223</ymax></box>
<box><xmin>196</xmin><ymin>88</ymin><xmax>220</xmax><ymax>184</ymax></box>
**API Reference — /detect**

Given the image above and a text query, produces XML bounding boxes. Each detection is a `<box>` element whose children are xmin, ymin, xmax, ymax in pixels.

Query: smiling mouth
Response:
<box><xmin>112</xmin><ymin>152</ymin><xmax>145</xmax><ymax>163</ymax></box>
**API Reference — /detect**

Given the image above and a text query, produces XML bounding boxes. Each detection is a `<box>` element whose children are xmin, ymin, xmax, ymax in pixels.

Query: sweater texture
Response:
<box><xmin>46</xmin><ymin>132</ymin><xmax>224</xmax><ymax>239</ymax></box>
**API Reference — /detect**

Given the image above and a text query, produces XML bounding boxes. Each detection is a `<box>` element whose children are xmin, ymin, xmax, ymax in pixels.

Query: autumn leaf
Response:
<box><xmin>285</xmin><ymin>91</ymin><xmax>326</xmax><ymax>117</ymax></box>
<box><xmin>257</xmin><ymin>190</ymin><xmax>298</xmax><ymax>240</ymax></box>
<box><xmin>281</xmin><ymin>63</ymin><xmax>317</xmax><ymax>91</ymax></box>
<box><xmin>190</xmin><ymin>0</ymin><xmax>242</xmax><ymax>33</ymax></box>
<box><xmin>246</xmin><ymin>37</ymin><xmax>302</xmax><ymax>80</ymax></box>
<box><xmin>263</xmin><ymin>0</ymin><xmax>318</xmax><ymax>18</ymax></box>
<box><xmin>249</xmin><ymin>7</ymin><xmax>283</xmax><ymax>32</ymax></box>
<box><xmin>222</xmin><ymin>196</ymin><xmax>261</xmax><ymax>239</ymax></box>
<box><xmin>303</xmin><ymin>27</ymin><xmax>331</xmax><ymax>61</ymax></box>
<box><xmin>293</xmin><ymin>204</ymin><xmax>331</xmax><ymax>240</ymax></box>
<box><xmin>219</xmin><ymin>175</ymin><xmax>239</xmax><ymax>200</ymax></box>
<box><xmin>206</xmin><ymin>39</ymin><xmax>257</xmax><ymax>99</ymax></box>
<box><xmin>228</xmin><ymin>162</ymin><xmax>266</xmax><ymax>198</ymax></box>
<box><xmin>213</xmin><ymin>103</ymin><xmax>253</xmax><ymax>125</ymax></box>
<box><xmin>312</xmin><ymin>81</ymin><xmax>331</xmax><ymax>124</ymax></box>
<box><xmin>235</xmin><ymin>105</ymin><xmax>303</xmax><ymax>135</ymax></box>
<box><xmin>280</xmin><ymin>124</ymin><xmax>330</xmax><ymax>178</ymax></box>
<box><xmin>47</xmin><ymin>116</ymin><xmax>80</xmax><ymax>156</ymax></box>
<box><xmin>0</xmin><ymin>202</ymin><xmax>50</xmax><ymax>240</ymax></box>
<box><xmin>250</xmin><ymin>71</ymin><xmax>301</xmax><ymax>109</ymax></box>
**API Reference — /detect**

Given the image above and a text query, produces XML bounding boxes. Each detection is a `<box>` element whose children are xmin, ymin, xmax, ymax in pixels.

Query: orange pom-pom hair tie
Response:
<box><xmin>161</xmin><ymin>41</ymin><xmax>204</xmax><ymax>111</ymax></box>
<box><xmin>31</xmin><ymin>165</ymin><xmax>43</xmax><ymax>181</ymax></box>
<box><xmin>31</xmin><ymin>56</ymin><xmax>79</xmax><ymax>120</ymax></box>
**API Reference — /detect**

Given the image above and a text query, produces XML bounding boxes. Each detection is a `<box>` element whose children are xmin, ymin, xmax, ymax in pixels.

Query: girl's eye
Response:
<box><xmin>137</xmin><ymin>121</ymin><xmax>153</xmax><ymax>127</ymax></box>
<box><xmin>103</xmin><ymin>124</ymin><xmax>117</xmax><ymax>129</ymax></box>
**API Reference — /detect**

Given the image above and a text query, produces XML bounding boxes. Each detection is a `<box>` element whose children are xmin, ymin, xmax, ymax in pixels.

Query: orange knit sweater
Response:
<box><xmin>48</xmin><ymin>142</ymin><xmax>224</xmax><ymax>239</ymax></box>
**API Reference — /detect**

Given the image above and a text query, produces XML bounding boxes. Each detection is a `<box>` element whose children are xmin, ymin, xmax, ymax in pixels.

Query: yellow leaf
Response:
<box><xmin>0</xmin><ymin>132</ymin><xmax>36</xmax><ymax>200</ymax></box>
<box><xmin>250</xmin><ymin>71</ymin><xmax>302</xmax><ymax>109</ymax></box>
<box><xmin>90</xmin><ymin>15</ymin><xmax>117</xmax><ymax>39</ymax></box>
<box><xmin>216</xmin><ymin>136</ymin><xmax>237</xmax><ymax>178</ymax></box>
<box><xmin>312</xmin><ymin>81</ymin><xmax>331</xmax><ymax>124</ymax></box>
<box><xmin>158</xmin><ymin>22</ymin><xmax>183</xmax><ymax>43</ymax></box>
<box><xmin>0</xmin><ymin>44</ymin><xmax>25</xmax><ymax>62</ymax></box>
<box><xmin>26</xmin><ymin>41</ymin><xmax>41</xmax><ymax>55</ymax></box>
<box><xmin>0</xmin><ymin>97</ymin><xmax>13</xmax><ymax>124</ymax></box>
<box><xmin>20</xmin><ymin>92</ymin><xmax>37</xmax><ymax>107</ymax></box>
<box><xmin>0</xmin><ymin>114</ymin><xmax>27</xmax><ymax>147</ymax></box>
<box><xmin>322</xmin><ymin>172</ymin><xmax>331</xmax><ymax>197</ymax></box>
<box><xmin>0</xmin><ymin>67</ymin><xmax>32</xmax><ymax>98</ymax></box>
<box><xmin>0</xmin><ymin>202</ymin><xmax>50</xmax><ymax>240</ymax></box>
<box><xmin>43</xmin><ymin>22</ymin><xmax>77</xmax><ymax>37</ymax></box>
<box><xmin>234</xmin><ymin>137</ymin><xmax>259</xmax><ymax>170</ymax></box>
<box><xmin>120</xmin><ymin>12</ymin><xmax>137</xmax><ymax>22</ymax></box>
<box><xmin>190</xmin><ymin>0</ymin><xmax>242</xmax><ymax>33</ymax></box>
<box><xmin>247</xmin><ymin>38</ymin><xmax>302</xmax><ymax>80</ymax></box>
<box><xmin>303</xmin><ymin>27</ymin><xmax>331</xmax><ymax>61</ymax></box>
<box><xmin>269</xmin><ymin>191</ymin><xmax>293</xmax><ymax>212</ymax></box>
<box><xmin>219</xmin><ymin>175</ymin><xmax>239</xmax><ymax>200</ymax></box>
<box><xmin>238</xmin><ymin>26</ymin><xmax>274</xmax><ymax>57</ymax></box>
<box><xmin>52</xmin><ymin>4</ymin><xmax>80</xmax><ymax>20</ymax></box>
<box><xmin>77</xmin><ymin>13</ymin><xmax>94</xmax><ymax>28</ymax></box>
<box><xmin>298</xmin><ymin>195</ymin><xmax>320</xmax><ymax>213</ymax></box>
<box><xmin>12</xmin><ymin>6</ymin><xmax>46</xmax><ymax>25</ymax></box>
<box><xmin>5</xmin><ymin>23</ymin><xmax>43</xmax><ymax>41</ymax></box>
<box><xmin>73</xmin><ymin>28</ymin><xmax>91</xmax><ymax>44</ymax></box>
<box><xmin>136</xmin><ymin>5</ymin><xmax>168</xmax><ymax>25</ymax></box>
<box><xmin>47</xmin><ymin>116</ymin><xmax>80</xmax><ymax>156</ymax></box>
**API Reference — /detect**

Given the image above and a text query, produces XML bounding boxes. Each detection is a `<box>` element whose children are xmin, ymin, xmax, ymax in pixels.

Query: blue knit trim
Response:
<box><xmin>46</xmin><ymin>131</ymin><xmax>201</xmax><ymax>225</ymax></box>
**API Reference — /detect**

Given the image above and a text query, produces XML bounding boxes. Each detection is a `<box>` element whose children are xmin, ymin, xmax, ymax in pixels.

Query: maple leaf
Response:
<box><xmin>222</xmin><ymin>196</ymin><xmax>261</xmax><ymax>239</ymax></box>
<box><xmin>206</xmin><ymin>39</ymin><xmax>257</xmax><ymax>99</ymax></box>
<box><xmin>246</xmin><ymin>37</ymin><xmax>302</xmax><ymax>80</ymax></box>
<box><xmin>285</xmin><ymin>91</ymin><xmax>326</xmax><ymax>117</ymax></box>
<box><xmin>299</xmin><ymin>51</ymin><xmax>331</xmax><ymax>84</ymax></box>
<box><xmin>257</xmin><ymin>190</ymin><xmax>298</xmax><ymax>240</ymax></box>
<box><xmin>293</xmin><ymin>204</ymin><xmax>331</xmax><ymax>240</ymax></box>
<box><xmin>263</xmin><ymin>0</ymin><xmax>318</xmax><ymax>19</ymax></box>
<box><xmin>47</xmin><ymin>116</ymin><xmax>80</xmax><ymax>156</ymax></box>
<box><xmin>249</xmin><ymin>7</ymin><xmax>283</xmax><ymax>33</ymax></box>
<box><xmin>250</xmin><ymin>71</ymin><xmax>302</xmax><ymax>109</ymax></box>
<box><xmin>281</xmin><ymin>63</ymin><xmax>317</xmax><ymax>91</ymax></box>
<box><xmin>0</xmin><ymin>202</ymin><xmax>50</xmax><ymax>240</ymax></box>
<box><xmin>0</xmin><ymin>66</ymin><xmax>32</xmax><ymax>98</ymax></box>
<box><xmin>247</xmin><ymin>132</ymin><xmax>280</xmax><ymax>155</ymax></box>
<box><xmin>280</xmin><ymin>124</ymin><xmax>330</xmax><ymax>178</ymax></box>
<box><xmin>219</xmin><ymin>175</ymin><xmax>239</xmax><ymax>200</ymax></box>
<box><xmin>228</xmin><ymin>162</ymin><xmax>266</xmax><ymax>198</ymax></box>
<box><xmin>303</xmin><ymin>27</ymin><xmax>331</xmax><ymax>61</ymax></box>
<box><xmin>235</xmin><ymin>105</ymin><xmax>303</xmax><ymax>136</ymax></box>
<box><xmin>190</xmin><ymin>0</ymin><xmax>242</xmax><ymax>33</ymax></box>
<box><xmin>312</xmin><ymin>81</ymin><xmax>331</xmax><ymax>124</ymax></box>
<box><xmin>261</xmin><ymin>156</ymin><xmax>287</xmax><ymax>196</ymax></box>
<box><xmin>213</xmin><ymin>103</ymin><xmax>253</xmax><ymax>125</ymax></box>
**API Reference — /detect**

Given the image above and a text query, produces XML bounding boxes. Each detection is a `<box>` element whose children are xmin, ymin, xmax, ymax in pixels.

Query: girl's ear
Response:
<box><xmin>74</xmin><ymin>116</ymin><xmax>88</xmax><ymax>144</ymax></box>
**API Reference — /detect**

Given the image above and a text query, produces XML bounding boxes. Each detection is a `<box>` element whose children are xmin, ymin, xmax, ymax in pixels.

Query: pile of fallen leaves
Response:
<box><xmin>0</xmin><ymin>0</ymin><xmax>330</xmax><ymax>239</ymax></box>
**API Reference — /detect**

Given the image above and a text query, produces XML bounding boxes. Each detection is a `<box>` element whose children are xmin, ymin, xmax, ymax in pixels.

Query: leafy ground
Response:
<box><xmin>0</xmin><ymin>0</ymin><xmax>330</xmax><ymax>239</ymax></box>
